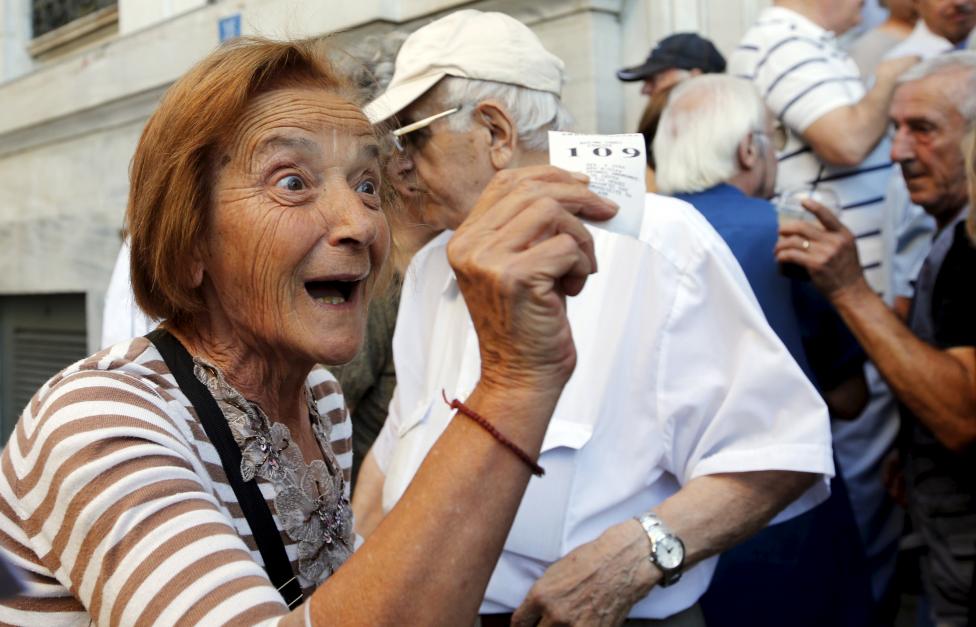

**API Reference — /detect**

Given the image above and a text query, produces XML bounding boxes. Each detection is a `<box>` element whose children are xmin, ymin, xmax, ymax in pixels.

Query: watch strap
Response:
<box><xmin>635</xmin><ymin>513</ymin><xmax>684</xmax><ymax>587</ymax></box>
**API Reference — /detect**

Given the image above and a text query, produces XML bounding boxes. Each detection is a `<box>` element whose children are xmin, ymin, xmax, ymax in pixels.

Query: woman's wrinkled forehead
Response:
<box><xmin>225</xmin><ymin>87</ymin><xmax>374</xmax><ymax>162</ymax></box>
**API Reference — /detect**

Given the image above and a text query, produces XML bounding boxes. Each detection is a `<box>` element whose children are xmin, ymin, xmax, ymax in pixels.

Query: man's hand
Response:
<box><xmin>774</xmin><ymin>198</ymin><xmax>871</xmax><ymax>301</ymax></box>
<box><xmin>511</xmin><ymin>520</ymin><xmax>658</xmax><ymax>627</ymax></box>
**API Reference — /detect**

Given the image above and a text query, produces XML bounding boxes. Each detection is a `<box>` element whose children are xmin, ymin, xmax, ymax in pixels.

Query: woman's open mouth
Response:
<box><xmin>305</xmin><ymin>278</ymin><xmax>362</xmax><ymax>305</ymax></box>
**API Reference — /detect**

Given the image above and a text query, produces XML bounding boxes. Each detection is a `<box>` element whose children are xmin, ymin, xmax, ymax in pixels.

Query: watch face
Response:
<box><xmin>655</xmin><ymin>536</ymin><xmax>684</xmax><ymax>570</ymax></box>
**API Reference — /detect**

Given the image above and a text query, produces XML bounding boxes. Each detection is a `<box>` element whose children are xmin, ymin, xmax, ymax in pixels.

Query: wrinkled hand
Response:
<box><xmin>448</xmin><ymin>166</ymin><xmax>617</xmax><ymax>399</ymax></box>
<box><xmin>511</xmin><ymin>520</ymin><xmax>657</xmax><ymax>627</ymax></box>
<box><xmin>875</xmin><ymin>54</ymin><xmax>920</xmax><ymax>84</ymax></box>
<box><xmin>774</xmin><ymin>198</ymin><xmax>870</xmax><ymax>301</ymax></box>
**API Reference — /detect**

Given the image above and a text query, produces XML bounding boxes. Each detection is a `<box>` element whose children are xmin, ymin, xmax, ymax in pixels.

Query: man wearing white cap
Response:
<box><xmin>355</xmin><ymin>10</ymin><xmax>834</xmax><ymax>626</ymax></box>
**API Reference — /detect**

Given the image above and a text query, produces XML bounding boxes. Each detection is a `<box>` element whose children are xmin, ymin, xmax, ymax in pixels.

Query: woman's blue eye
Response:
<box><xmin>356</xmin><ymin>180</ymin><xmax>378</xmax><ymax>195</ymax></box>
<box><xmin>276</xmin><ymin>175</ymin><xmax>305</xmax><ymax>191</ymax></box>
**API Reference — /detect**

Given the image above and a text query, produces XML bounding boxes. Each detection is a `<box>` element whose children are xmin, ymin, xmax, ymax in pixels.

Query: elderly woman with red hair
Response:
<box><xmin>0</xmin><ymin>37</ymin><xmax>614</xmax><ymax>625</ymax></box>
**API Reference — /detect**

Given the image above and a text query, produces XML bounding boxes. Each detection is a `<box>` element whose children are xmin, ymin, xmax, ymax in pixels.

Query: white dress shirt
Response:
<box><xmin>371</xmin><ymin>194</ymin><xmax>834</xmax><ymax>618</ymax></box>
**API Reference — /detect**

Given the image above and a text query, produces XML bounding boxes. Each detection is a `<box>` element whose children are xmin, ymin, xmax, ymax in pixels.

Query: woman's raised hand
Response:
<box><xmin>447</xmin><ymin>166</ymin><xmax>618</xmax><ymax>404</ymax></box>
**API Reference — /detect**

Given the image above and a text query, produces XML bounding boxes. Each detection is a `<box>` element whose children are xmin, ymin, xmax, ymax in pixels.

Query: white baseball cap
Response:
<box><xmin>364</xmin><ymin>10</ymin><xmax>565</xmax><ymax>124</ymax></box>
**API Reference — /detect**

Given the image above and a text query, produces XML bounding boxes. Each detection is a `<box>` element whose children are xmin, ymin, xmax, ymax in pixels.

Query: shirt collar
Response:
<box><xmin>913</xmin><ymin>19</ymin><xmax>951</xmax><ymax>47</ymax></box>
<box><xmin>440</xmin><ymin>230</ymin><xmax>459</xmax><ymax>296</ymax></box>
<box><xmin>442</xmin><ymin>268</ymin><xmax>458</xmax><ymax>296</ymax></box>
<box><xmin>676</xmin><ymin>182</ymin><xmax>749</xmax><ymax>201</ymax></box>
<box><xmin>947</xmin><ymin>205</ymin><xmax>970</xmax><ymax>232</ymax></box>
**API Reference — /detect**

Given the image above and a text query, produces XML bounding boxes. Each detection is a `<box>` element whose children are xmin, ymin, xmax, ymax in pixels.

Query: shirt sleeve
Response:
<box><xmin>754</xmin><ymin>38</ymin><xmax>863</xmax><ymax>133</ymax></box>
<box><xmin>657</xmin><ymin>219</ymin><xmax>834</xmax><ymax>523</ymax></box>
<box><xmin>1</xmin><ymin>370</ymin><xmax>290</xmax><ymax>626</ymax></box>
<box><xmin>371</xmin><ymin>389</ymin><xmax>400</xmax><ymax>475</ymax></box>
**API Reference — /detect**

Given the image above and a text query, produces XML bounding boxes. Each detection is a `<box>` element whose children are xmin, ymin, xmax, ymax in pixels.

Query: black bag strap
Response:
<box><xmin>146</xmin><ymin>328</ymin><xmax>304</xmax><ymax>609</ymax></box>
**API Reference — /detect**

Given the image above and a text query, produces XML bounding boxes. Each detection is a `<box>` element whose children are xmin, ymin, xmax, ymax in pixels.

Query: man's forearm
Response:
<box><xmin>598</xmin><ymin>470</ymin><xmax>818</xmax><ymax>596</ymax></box>
<box><xmin>510</xmin><ymin>470</ymin><xmax>818</xmax><ymax>626</ymax></box>
<box><xmin>848</xmin><ymin>71</ymin><xmax>901</xmax><ymax>153</ymax></box>
<box><xmin>804</xmin><ymin>73</ymin><xmax>899</xmax><ymax>166</ymax></box>
<box><xmin>831</xmin><ymin>281</ymin><xmax>976</xmax><ymax>451</ymax></box>
<box><xmin>654</xmin><ymin>471</ymin><xmax>817</xmax><ymax>568</ymax></box>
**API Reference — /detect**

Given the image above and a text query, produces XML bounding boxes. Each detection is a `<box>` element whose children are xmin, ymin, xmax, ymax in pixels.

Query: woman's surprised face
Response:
<box><xmin>202</xmin><ymin>87</ymin><xmax>390</xmax><ymax>366</ymax></box>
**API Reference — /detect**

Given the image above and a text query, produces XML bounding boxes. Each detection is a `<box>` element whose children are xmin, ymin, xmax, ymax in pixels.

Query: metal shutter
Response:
<box><xmin>1</xmin><ymin>294</ymin><xmax>87</xmax><ymax>446</ymax></box>
<box><xmin>11</xmin><ymin>328</ymin><xmax>87</xmax><ymax>416</ymax></box>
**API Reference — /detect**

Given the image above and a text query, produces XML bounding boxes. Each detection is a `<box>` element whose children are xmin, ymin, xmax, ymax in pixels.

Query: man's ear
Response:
<box><xmin>473</xmin><ymin>100</ymin><xmax>517</xmax><ymax>170</ymax></box>
<box><xmin>737</xmin><ymin>133</ymin><xmax>759</xmax><ymax>172</ymax></box>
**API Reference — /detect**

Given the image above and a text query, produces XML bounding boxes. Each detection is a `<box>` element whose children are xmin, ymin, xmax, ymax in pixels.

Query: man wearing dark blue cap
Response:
<box><xmin>617</xmin><ymin>33</ymin><xmax>726</xmax><ymax>97</ymax></box>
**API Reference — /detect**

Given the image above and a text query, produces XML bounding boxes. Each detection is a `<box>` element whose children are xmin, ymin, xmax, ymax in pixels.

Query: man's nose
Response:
<box><xmin>393</xmin><ymin>151</ymin><xmax>415</xmax><ymax>179</ymax></box>
<box><xmin>953</xmin><ymin>0</ymin><xmax>975</xmax><ymax>13</ymax></box>
<box><xmin>890</xmin><ymin>126</ymin><xmax>915</xmax><ymax>163</ymax></box>
<box><xmin>641</xmin><ymin>79</ymin><xmax>654</xmax><ymax>96</ymax></box>
<box><xmin>389</xmin><ymin>153</ymin><xmax>419</xmax><ymax>196</ymax></box>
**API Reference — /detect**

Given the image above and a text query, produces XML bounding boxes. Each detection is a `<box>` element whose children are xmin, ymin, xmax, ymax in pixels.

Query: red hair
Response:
<box><xmin>127</xmin><ymin>36</ymin><xmax>364</xmax><ymax>326</ymax></box>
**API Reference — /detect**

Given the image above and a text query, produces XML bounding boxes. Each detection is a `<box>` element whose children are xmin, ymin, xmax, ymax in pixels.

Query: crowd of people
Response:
<box><xmin>0</xmin><ymin>0</ymin><xmax>973</xmax><ymax>625</ymax></box>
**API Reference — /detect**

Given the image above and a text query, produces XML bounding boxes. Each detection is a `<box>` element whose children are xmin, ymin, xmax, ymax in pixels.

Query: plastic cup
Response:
<box><xmin>774</xmin><ymin>186</ymin><xmax>840</xmax><ymax>280</ymax></box>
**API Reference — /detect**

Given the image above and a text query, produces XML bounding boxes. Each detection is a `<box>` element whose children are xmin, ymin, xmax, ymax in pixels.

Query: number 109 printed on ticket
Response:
<box><xmin>548</xmin><ymin>131</ymin><xmax>647</xmax><ymax>239</ymax></box>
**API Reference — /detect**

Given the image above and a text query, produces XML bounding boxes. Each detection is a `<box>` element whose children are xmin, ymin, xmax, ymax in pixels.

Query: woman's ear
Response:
<box><xmin>474</xmin><ymin>100</ymin><xmax>517</xmax><ymax>170</ymax></box>
<box><xmin>189</xmin><ymin>241</ymin><xmax>205</xmax><ymax>289</ymax></box>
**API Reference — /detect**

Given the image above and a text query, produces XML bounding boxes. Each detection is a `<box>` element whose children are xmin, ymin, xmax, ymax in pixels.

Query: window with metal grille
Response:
<box><xmin>32</xmin><ymin>0</ymin><xmax>117</xmax><ymax>39</ymax></box>
<box><xmin>0</xmin><ymin>294</ymin><xmax>87</xmax><ymax>446</ymax></box>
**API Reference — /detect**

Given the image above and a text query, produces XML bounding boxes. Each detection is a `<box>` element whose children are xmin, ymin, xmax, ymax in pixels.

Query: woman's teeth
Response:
<box><xmin>319</xmin><ymin>295</ymin><xmax>346</xmax><ymax>305</ymax></box>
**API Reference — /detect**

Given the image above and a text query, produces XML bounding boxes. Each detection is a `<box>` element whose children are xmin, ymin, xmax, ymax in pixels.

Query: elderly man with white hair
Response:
<box><xmin>777</xmin><ymin>52</ymin><xmax>976</xmax><ymax>627</ymax></box>
<box><xmin>353</xmin><ymin>10</ymin><xmax>835</xmax><ymax>626</ymax></box>
<box><xmin>654</xmin><ymin>74</ymin><xmax>874</xmax><ymax>626</ymax></box>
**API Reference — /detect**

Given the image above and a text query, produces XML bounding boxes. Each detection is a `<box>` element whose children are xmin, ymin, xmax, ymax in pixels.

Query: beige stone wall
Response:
<box><xmin>0</xmin><ymin>0</ymin><xmax>771</xmax><ymax>349</ymax></box>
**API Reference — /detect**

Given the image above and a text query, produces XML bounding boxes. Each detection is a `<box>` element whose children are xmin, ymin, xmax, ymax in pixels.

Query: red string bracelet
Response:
<box><xmin>442</xmin><ymin>390</ymin><xmax>545</xmax><ymax>476</ymax></box>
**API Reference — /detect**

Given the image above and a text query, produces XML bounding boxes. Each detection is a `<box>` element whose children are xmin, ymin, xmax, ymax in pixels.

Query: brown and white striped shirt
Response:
<box><xmin>0</xmin><ymin>337</ymin><xmax>353</xmax><ymax>625</ymax></box>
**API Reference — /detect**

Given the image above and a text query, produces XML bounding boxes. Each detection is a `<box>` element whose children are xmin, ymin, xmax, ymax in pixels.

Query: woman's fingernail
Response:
<box><xmin>604</xmin><ymin>198</ymin><xmax>620</xmax><ymax>210</ymax></box>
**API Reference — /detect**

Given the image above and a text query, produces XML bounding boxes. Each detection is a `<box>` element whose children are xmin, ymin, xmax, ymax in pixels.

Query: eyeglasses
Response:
<box><xmin>391</xmin><ymin>106</ymin><xmax>462</xmax><ymax>153</ymax></box>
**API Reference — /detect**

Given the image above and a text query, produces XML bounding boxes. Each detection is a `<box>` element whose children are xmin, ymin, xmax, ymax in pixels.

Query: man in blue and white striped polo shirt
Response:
<box><xmin>731</xmin><ymin>0</ymin><xmax>917</xmax><ymax>289</ymax></box>
<box><xmin>731</xmin><ymin>0</ymin><xmax>920</xmax><ymax>616</ymax></box>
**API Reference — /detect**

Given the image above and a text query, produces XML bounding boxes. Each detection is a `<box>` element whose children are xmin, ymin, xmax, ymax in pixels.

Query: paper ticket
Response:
<box><xmin>548</xmin><ymin>131</ymin><xmax>646</xmax><ymax>239</ymax></box>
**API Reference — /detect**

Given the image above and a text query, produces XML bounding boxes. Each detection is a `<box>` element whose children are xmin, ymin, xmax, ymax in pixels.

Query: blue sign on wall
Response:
<box><xmin>219</xmin><ymin>14</ymin><xmax>242</xmax><ymax>43</ymax></box>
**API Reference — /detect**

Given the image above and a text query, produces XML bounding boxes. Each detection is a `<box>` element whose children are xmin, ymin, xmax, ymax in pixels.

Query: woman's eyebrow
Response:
<box><xmin>254</xmin><ymin>134</ymin><xmax>319</xmax><ymax>158</ymax></box>
<box><xmin>345</xmin><ymin>142</ymin><xmax>381</xmax><ymax>169</ymax></box>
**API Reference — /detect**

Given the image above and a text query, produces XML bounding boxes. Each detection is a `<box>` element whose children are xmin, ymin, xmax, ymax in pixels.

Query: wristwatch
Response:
<box><xmin>635</xmin><ymin>512</ymin><xmax>685</xmax><ymax>587</ymax></box>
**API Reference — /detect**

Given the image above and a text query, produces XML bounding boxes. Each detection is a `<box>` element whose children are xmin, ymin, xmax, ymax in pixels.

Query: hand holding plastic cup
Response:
<box><xmin>774</xmin><ymin>186</ymin><xmax>840</xmax><ymax>279</ymax></box>
<box><xmin>775</xmin><ymin>186</ymin><xmax>840</xmax><ymax>225</ymax></box>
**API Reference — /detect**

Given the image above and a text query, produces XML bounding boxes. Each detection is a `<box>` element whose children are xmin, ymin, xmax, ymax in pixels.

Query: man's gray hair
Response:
<box><xmin>343</xmin><ymin>31</ymin><xmax>411</xmax><ymax>103</ymax></box>
<box><xmin>432</xmin><ymin>76</ymin><xmax>573</xmax><ymax>152</ymax></box>
<box><xmin>654</xmin><ymin>75</ymin><xmax>766</xmax><ymax>195</ymax></box>
<box><xmin>897</xmin><ymin>51</ymin><xmax>976</xmax><ymax>123</ymax></box>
